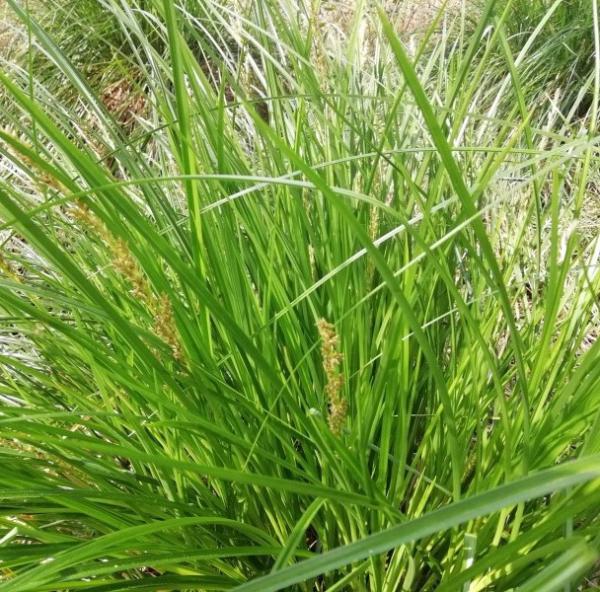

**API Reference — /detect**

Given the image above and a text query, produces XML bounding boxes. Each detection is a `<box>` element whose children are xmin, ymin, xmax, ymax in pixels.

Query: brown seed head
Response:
<box><xmin>112</xmin><ymin>238</ymin><xmax>147</xmax><ymax>299</ymax></box>
<box><xmin>154</xmin><ymin>294</ymin><xmax>182</xmax><ymax>361</ymax></box>
<box><xmin>72</xmin><ymin>204</ymin><xmax>183</xmax><ymax>363</ymax></box>
<box><xmin>317</xmin><ymin>318</ymin><xmax>347</xmax><ymax>436</ymax></box>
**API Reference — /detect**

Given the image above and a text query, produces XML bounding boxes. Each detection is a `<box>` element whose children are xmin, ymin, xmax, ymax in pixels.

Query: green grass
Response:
<box><xmin>495</xmin><ymin>0</ymin><xmax>596</xmax><ymax>114</ymax></box>
<box><xmin>0</xmin><ymin>0</ymin><xmax>600</xmax><ymax>590</ymax></box>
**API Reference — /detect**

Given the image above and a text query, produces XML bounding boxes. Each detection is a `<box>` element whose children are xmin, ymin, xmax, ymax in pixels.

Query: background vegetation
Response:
<box><xmin>0</xmin><ymin>0</ymin><xmax>599</xmax><ymax>590</ymax></box>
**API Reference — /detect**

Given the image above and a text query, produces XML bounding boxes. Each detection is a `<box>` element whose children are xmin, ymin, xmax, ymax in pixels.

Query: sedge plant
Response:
<box><xmin>0</xmin><ymin>0</ymin><xmax>600</xmax><ymax>590</ymax></box>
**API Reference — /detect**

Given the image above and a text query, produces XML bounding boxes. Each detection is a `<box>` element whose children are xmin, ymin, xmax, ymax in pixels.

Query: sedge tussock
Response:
<box><xmin>0</xmin><ymin>0</ymin><xmax>599</xmax><ymax>590</ymax></box>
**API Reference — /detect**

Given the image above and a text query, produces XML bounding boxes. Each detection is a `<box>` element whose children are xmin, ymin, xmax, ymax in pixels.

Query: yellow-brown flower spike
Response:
<box><xmin>366</xmin><ymin>205</ymin><xmax>380</xmax><ymax>285</ymax></box>
<box><xmin>317</xmin><ymin>318</ymin><xmax>347</xmax><ymax>436</ymax></box>
<box><xmin>71</xmin><ymin>203</ymin><xmax>183</xmax><ymax>363</ymax></box>
<box><xmin>154</xmin><ymin>294</ymin><xmax>182</xmax><ymax>362</ymax></box>
<box><xmin>112</xmin><ymin>238</ymin><xmax>147</xmax><ymax>300</ymax></box>
<box><xmin>73</xmin><ymin>204</ymin><xmax>144</xmax><ymax>298</ymax></box>
<box><xmin>71</xmin><ymin>203</ymin><xmax>108</xmax><ymax>240</ymax></box>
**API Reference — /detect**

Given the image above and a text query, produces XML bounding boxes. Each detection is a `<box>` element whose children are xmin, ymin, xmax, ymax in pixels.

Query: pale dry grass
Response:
<box><xmin>319</xmin><ymin>0</ymin><xmax>467</xmax><ymax>35</ymax></box>
<box><xmin>315</xmin><ymin>0</ymin><xmax>469</xmax><ymax>72</ymax></box>
<box><xmin>392</xmin><ymin>0</ymin><xmax>466</xmax><ymax>34</ymax></box>
<box><xmin>0</xmin><ymin>2</ymin><xmax>18</xmax><ymax>57</ymax></box>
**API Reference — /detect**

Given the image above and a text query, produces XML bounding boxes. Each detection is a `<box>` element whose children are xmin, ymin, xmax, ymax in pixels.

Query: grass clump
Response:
<box><xmin>493</xmin><ymin>0</ymin><xmax>596</xmax><ymax>114</ymax></box>
<box><xmin>0</xmin><ymin>0</ymin><xmax>600</xmax><ymax>590</ymax></box>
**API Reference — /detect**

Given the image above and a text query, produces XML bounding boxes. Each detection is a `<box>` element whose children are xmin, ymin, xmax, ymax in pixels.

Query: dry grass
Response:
<box><xmin>0</xmin><ymin>3</ymin><xmax>16</xmax><ymax>55</ymax></box>
<box><xmin>319</xmin><ymin>0</ymin><xmax>467</xmax><ymax>35</ymax></box>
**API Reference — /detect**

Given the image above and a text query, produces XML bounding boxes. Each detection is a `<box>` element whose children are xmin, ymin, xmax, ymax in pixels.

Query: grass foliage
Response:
<box><xmin>0</xmin><ymin>0</ymin><xmax>600</xmax><ymax>590</ymax></box>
